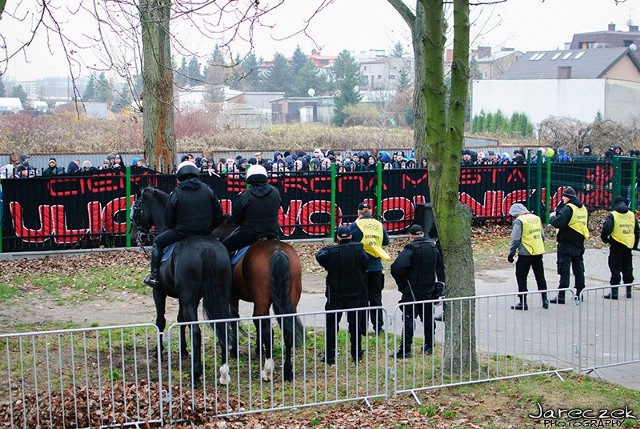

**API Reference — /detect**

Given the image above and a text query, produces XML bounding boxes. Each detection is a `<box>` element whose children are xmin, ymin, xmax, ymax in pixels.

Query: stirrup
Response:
<box><xmin>144</xmin><ymin>274</ymin><xmax>158</xmax><ymax>287</ymax></box>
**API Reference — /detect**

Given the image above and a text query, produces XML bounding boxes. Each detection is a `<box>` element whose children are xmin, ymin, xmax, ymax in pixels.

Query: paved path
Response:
<box><xmin>254</xmin><ymin>248</ymin><xmax>639</xmax><ymax>391</ymax></box>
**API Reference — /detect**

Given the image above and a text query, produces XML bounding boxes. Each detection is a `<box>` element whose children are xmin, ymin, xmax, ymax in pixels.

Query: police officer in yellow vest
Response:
<box><xmin>349</xmin><ymin>201</ymin><xmax>391</xmax><ymax>334</ymax></box>
<box><xmin>507</xmin><ymin>203</ymin><xmax>548</xmax><ymax>310</ymax></box>
<box><xmin>549</xmin><ymin>187</ymin><xmax>589</xmax><ymax>304</ymax></box>
<box><xmin>600</xmin><ymin>196</ymin><xmax>639</xmax><ymax>300</ymax></box>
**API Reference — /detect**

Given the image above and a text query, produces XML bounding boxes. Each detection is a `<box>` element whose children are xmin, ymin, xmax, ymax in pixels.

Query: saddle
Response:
<box><xmin>161</xmin><ymin>243</ymin><xmax>177</xmax><ymax>263</ymax></box>
<box><xmin>229</xmin><ymin>233</ymin><xmax>279</xmax><ymax>265</ymax></box>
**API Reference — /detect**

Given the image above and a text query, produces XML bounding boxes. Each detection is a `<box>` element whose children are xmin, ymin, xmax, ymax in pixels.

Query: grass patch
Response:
<box><xmin>0</xmin><ymin>284</ymin><xmax>17</xmax><ymax>303</ymax></box>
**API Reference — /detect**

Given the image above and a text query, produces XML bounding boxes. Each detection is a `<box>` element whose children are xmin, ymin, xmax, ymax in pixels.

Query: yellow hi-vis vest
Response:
<box><xmin>355</xmin><ymin>218</ymin><xmax>391</xmax><ymax>261</ymax></box>
<box><xmin>567</xmin><ymin>203</ymin><xmax>589</xmax><ymax>240</ymax></box>
<box><xmin>518</xmin><ymin>213</ymin><xmax>545</xmax><ymax>255</ymax></box>
<box><xmin>610</xmin><ymin>211</ymin><xmax>635</xmax><ymax>249</ymax></box>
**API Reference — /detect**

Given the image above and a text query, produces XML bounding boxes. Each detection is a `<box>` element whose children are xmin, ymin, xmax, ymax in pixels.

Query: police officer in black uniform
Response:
<box><xmin>144</xmin><ymin>161</ymin><xmax>224</xmax><ymax>287</ymax></box>
<box><xmin>601</xmin><ymin>196</ymin><xmax>639</xmax><ymax>299</ymax></box>
<box><xmin>222</xmin><ymin>164</ymin><xmax>281</xmax><ymax>255</ymax></box>
<box><xmin>315</xmin><ymin>226</ymin><xmax>369</xmax><ymax>364</ymax></box>
<box><xmin>390</xmin><ymin>224</ymin><xmax>445</xmax><ymax>358</ymax></box>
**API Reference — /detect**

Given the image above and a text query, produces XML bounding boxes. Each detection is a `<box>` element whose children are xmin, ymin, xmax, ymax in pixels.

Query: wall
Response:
<box><xmin>472</xmin><ymin>79</ymin><xmax>606</xmax><ymax>126</ymax></box>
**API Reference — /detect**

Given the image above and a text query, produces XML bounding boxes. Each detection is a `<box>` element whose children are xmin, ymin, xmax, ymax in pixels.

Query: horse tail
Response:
<box><xmin>270</xmin><ymin>248</ymin><xmax>304</xmax><ymax>348</ymax></box>
<box><xmin>201</xmin><ymin>245</ymin><xmax>234</xmax><ymax>351</ymax></box>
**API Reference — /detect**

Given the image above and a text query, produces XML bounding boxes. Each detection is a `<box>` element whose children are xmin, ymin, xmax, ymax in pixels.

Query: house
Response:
<box><xmin>474</xmin><ymin>47</ymin><xmax>524</xmax><ymax>80</ymax></box>
<box><xmin>471</xmin><ymin>47</ymin><xmax>640</xmax><ymax>127</ymax></box>
<box><xmin>570</xmin><ymin>22</ymin><xmax>640</xmax><ymax>59</ymax></box>
<box><xmin>220</xmin><ymin>92</ymin><xmax>285</xmax><ymax>128</ymax></box>
<box><xmin>271</xmin><ymin>96</ymin><xmax>334</xmax><ymax>124</ymax></box>
<box><xmin>359</xmin><ymin>56</ymin><xmax>414</xmax><ymax>90</ymax></box>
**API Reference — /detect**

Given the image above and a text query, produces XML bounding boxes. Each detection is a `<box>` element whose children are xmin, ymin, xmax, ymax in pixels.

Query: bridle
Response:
<box><xmin>130</xmin><ymin>195</ymin><xmax>156</xmax><ymax>256</ymax></box>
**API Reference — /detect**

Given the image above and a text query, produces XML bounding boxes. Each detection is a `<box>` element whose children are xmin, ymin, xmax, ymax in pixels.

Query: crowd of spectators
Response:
<box><xmin>0</xmin><ymin>153</ymin><xmax>149</xmax><ymax>179</ymax></box>
<box><xmin>2</xmin><ymin>144</ymin><xmax>637</xmax><ymax>179</ymax></box>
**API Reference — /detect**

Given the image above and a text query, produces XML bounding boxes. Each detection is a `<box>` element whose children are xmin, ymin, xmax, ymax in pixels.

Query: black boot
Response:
<box><xmin>511</xmin><ymin>295</ymin><xmax>528</xmax><ymax>310</ymax></box>
<box><xmin>626</xmin><ymin>286</ymin><xmax>633</xmax><ymax>299</ymax></box>
<box><xmin>541</xmin><ymin>293</ymin><xmax>549</xmax><ymax>309</ymax></box>
<box><xmin>144</xmin><ymin>243</ymin><xmax>161</xmax><ymax>287</ymax></box>
<box><xmin>603</xmin><ymin>286</ymin><xmax>619</xmax><ymax>300</ymax></box>
<box><xmin>549</xmin><ymin>291</ymin><xmax>565</xmax><ymax>305</ymax></box>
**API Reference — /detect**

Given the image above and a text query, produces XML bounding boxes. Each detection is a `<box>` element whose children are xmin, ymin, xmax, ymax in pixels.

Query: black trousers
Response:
<box><xmin>400</xmin><ymin>301</ymin><xmax>434</xmax><ymax>351</ymax></box>
<box><xmin>365</xmin><ymin>271</ymin><xmax>384</xmax><ymax>330</ymax></box>
<box><xmin>325</xmin><ymin>296</ymin><xmax>365</xmax><ymax>359</ymax></box>
<box><xmin>515</xmin><ymin>255</ymin><xmax>548</xmax><ymax>293</ymax></box>
<box><xmin>608</xmin><ymin>245</ymin><xmax>634</xmax><ymax>286</ymax></box>
<box><xmin>557</xmin><ymin>248</ymin><xmax>585</xmax><ymax>295</ymax></box>
<box><xmin>154</xmin><ymin>228</ymin><xmax>187</xmax><ymax>251</ymax></box>
<box><xmin>222</xmin><ymin>226</ymin><xmax>259</xmax><ymax>255</ymax></box>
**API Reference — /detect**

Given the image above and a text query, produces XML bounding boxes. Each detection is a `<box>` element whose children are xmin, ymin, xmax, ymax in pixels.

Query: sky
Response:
<box><xmin>1</xmin><ymin>0</ymin><xmax>637</xmax><ymax>82</ymax></box>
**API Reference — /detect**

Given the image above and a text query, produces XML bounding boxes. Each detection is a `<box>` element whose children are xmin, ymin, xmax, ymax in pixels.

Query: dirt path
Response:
<box><xmin>0</xmin><ymin>273</ymin><xmax>327</xmax><ymax>333</ymax></box>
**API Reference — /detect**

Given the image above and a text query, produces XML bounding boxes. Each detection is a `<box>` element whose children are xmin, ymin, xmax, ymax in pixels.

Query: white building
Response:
<box><xmin>472</xmin><ymin>47</ymin><xmax>640</xmax><ymax>127</ymax></box>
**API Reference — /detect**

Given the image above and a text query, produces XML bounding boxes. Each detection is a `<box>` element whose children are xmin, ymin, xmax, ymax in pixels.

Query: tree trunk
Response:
<box><xmin>386</xmin><ymin>0</ymin><xmax>477</xmax><ymax>374</ymax></box>
<box><xmin>140</xmin><ymin>0</ymin><xmax>176</xmax><ymax>172</ymax></box>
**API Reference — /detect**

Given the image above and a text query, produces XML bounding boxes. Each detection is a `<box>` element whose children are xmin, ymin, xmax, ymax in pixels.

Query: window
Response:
<box><xmin>529</xmin><ymin>53</ymin><xmax>546</xmax><ymax>61</ymax></box>
<box><xmin>561</xmin><ymin>52</ymin><xmax>573</xmax><ymax>60</ymax></box>
<box><xmin>551</xmin><ymin>52</ymin><xmax>562</xmax><ymax>60</ymax></box>
<box><xmin>389</xmin><ymin>74</ymin><xmax>396</xmax><ymax>80</ymax></box>
<box><xmin>624</xmin><ymin>40</ymin><xmax>633</xmax><ymax>47</ymax></box>
<box><xmin>574</xmin><ymin>51</ymin><xmax>585</xmax><ymax>59</ymax></box>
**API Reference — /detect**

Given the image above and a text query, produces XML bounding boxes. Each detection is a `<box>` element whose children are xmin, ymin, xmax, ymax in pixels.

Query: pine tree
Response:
<box><xmin>289</xmin><ymin>56</ymin><xmax>328</xmax><ymax>97</ymax></box>
<box><xmin>261</xmin><ymin>52</ymin><xmax>291</xmax><ymax>93</ymax></box>
<box><xmin>290</xmin><ymin>47</ymin><xmax>308</xmax><ymax>76</ymax></box>
<box><xmin>83</xmin><ymin>75</ymin><xmax>96</xmax><ymax>101</ymax></box>
<box><xmin>332</xmin><ymin>50</ymin><xmax>362</xmax><ymax>127</ymax></box>
<box><xmin>0</xmin><ymin>77</ymin><xmax>5</xmax><ymax>97</ymax></box>
<box><xmin>391</xmin><ymin>41</ymin><xmax>405</xmax><ymax>58</ymax></box>
<box><xmin>112</xmin><ymin>83</ymin><xmax>132</xmax><ymax>112</ymax></box>
<box><xmin>95</xmin><ymin>72</ymin><xmax>110</xmax><ymax>103</ymax></box>
<box><xmin>10</xmin><ymin>85</ymin><xmax>27</xmax><ymax>106</ymax></box>
<box><xmin>238</xmin><ymin>52</ymin><xmax>262</xmax><ymax>91</ymax></box>
<box><xmin>176</xmin><ymin>57</ymin><xmax>188</xmax><ymax>86</ymax></box>
<box><xmin>187</xmin><ymin>57</ymin><xmax>202</xmax><ymax>86</ymax></box>
<box><xmin>395</xmin><ymin>68</ymin><xmax>412</xmax><ymax>93</ymax></box>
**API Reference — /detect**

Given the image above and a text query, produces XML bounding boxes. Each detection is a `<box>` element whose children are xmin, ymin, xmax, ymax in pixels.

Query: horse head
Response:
<box><xmin>131</xmin><ymin>186</ymin><xmax>169</xmax><ymax>241</ymax></box>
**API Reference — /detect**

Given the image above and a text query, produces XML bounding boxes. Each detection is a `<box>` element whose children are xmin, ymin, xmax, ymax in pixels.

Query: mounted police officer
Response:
<box><xmin>315</xmin><ymin>226</ymin><xmax>369</xmax><ymax>364</ymax></box>
<box><xmin>222</xmin><ymin>164</ymin><xmax>281</xmax><ymax>255</ymax></box>
<box><xmin>549</xmin><ymin>187</ymin><xmax>589</xmax><ymax>304</ymax></box>
<box><xmin>507</xmin><ymin>203</ymin><xmax>548</xmax><ymax>310</ymax></box>
<box><xmin>390</xmin><ymin>224</ymin><xmax>445</xmax><ymax>358</ymax></box>
<box><xmin>349</xmin><ymin>201</ymin><xmax>391</xmax><ymax>334</ymax></box>
<box><xmin>144</xmin><ymin>161</ymin><xmax>224</xmax><ymax>287</ymax></box>
<box><xmin>601</xmin><ymin>196</ymin><xmax>639</xmax><ymax>300</ymax></box>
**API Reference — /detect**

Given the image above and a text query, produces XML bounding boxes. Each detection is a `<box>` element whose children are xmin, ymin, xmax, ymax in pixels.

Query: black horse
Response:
<box><xmin>131</xmin><ymin>186</ymin><xmax>233</xmax><ymax>385</ymax></box>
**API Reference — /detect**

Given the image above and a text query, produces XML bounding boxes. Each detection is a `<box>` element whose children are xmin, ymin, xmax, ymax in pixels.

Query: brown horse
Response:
<box><xmin>213</xmin><ymin>215</ymin><xmax>303</xmax><ymax>382</ymax></box>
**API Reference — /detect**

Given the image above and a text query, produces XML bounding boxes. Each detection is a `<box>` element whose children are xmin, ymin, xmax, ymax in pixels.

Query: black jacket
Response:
<box><xmin>232</xmin><ymin>183</ymin><xmax>281</xmax><ymax>233</ymax></box>
<box><xmin>165</xmin><ymin>178</ymin><xmax>223</xmax><ymax>235</ymax></box>
<box><xmin>549</xmin><ymin>196</ymin><xmax>587</xmax><ymax>254</ymax></box>
<box><xmin>42</xmin><ymin>166</ymin><xmax>62</xmax><ymax>176</ymax></box>
<box><xmin>601</xmin><ymin>200</ymin><xmax>640</xmax><ymax>251</ymax></box>
<box><xmin>315</xmin><ymin>240</ymin><xmax>368</xmax><ymax>300</ymax></box>
<box><xmin>391</xmin><ymin>237</ymin><xmax>445</xmax><ymax>301</ymax></box>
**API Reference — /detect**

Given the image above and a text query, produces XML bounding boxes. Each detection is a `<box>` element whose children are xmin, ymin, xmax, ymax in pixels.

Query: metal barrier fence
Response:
<box><xmin>0</xmin><ymin>287</ymin><xmax>637</xmax><ymax>427</ymax></box>
<box><xmin>0</xmin><ymin>324</ymin><xmax>162</xmax><ymax>428</ymax></box>
<box><xmin>578</xmin><ymin>284</ymin><xmax>639</xmax><ymax>374</ymax></box>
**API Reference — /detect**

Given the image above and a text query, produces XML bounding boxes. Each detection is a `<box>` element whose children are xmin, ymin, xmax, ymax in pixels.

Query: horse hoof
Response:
<box><xmin>261</xmin><ymin>358</ymin><xmax>274</xmax><ymax>382</ymax></box>
<box><xmin>219</xmin><ymin>363</ymin><xmax>230</xmax><ymax>385</ymax></box>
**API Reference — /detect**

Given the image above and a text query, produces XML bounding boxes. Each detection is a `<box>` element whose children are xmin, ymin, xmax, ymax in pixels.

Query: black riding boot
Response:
<box><xmin>144</xmin><ymin>244</ymin><xmax>161</xmax><ymax>287</ymax></box>
<box><xmin>511</xmin><ymin>294</ymin><xmax>528</xmax><ymax>311</ymax></box>
<box><xmin>603</xmin><ymin>286</ymin><xmax>619</xmax><ymax>300</ymax></box>
<box><xmin>627</xmin><ymin>286</ymin><xmax>633</xmax><ymax>299</ymax></box>
<box><xmin>541</xmin><ymin>292</ymin><xmax>549</xmax><ymax>309</ymax></box>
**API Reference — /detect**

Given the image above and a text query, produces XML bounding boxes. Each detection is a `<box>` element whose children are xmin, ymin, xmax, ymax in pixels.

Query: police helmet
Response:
<box><xmin>176</xmin><ymin>161</ymin><xmax>200</xmax><ymax>181</ymax></box>
<box><xmin>246</xmin><ymin>164</ymin><xmax>268</xmax><ymax>184</ymax></box>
